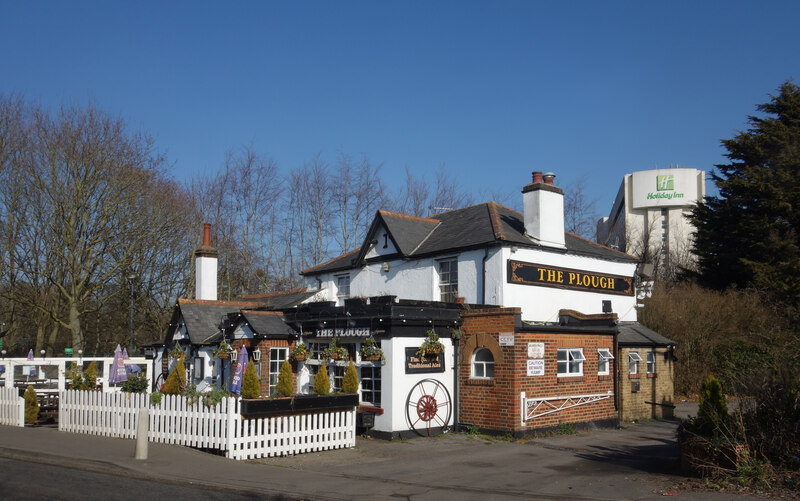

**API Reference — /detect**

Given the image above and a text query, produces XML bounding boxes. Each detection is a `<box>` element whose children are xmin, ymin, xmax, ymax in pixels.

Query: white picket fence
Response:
<box><xmin>0</xmin><ymin>387</ymin><xmax>25</xmax><ymax>427</ymax></box>
<box><xmin>58</xmin><ymin>390</ymin><xmax>356</xmax><ymax>460</ymax></box>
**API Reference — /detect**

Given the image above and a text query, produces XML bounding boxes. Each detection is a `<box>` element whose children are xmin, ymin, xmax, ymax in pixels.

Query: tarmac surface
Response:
<box><xmin>0</xmin><ymin>405</ymin><xmax>771</xmax><ymax>500</ymax></box>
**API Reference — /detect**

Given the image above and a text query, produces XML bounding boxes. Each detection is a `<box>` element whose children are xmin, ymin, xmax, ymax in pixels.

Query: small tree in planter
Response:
<box><xmin>83</xmin><ymin>361</ymin><xmax>98</xmax><ymax>390</ymax></box>
<box><xmin>162</xmin><ymin>356</ymin><xmax>186</xmax><ymax>395</ymax></box>
<box><xmin>417</xmin><ymin>330</ymin><xmax>444</xmax><ymax>359</ymax></box>
<box><xmin>121</xmin><ymin>372</ymin><xmax>149</xmax><ymax>393</ymax></box>
<box><xmin>241</xmin><ymin>358</ymin><xmax>260</xmax><ymax>399</ymax></box>
<box><xmin>277</xmin><ymin>360</ymin><xmax>294</xmax><ymax>397</ymax></box>
<box><xmin>24</xmin><ymin>385</ymin><xmax>39</xmax><ymax>425</ymax></box>
<box><xmin>68</xmin><ymin>363</ymin><xmax>84</xmax><ymax>390</ymax></box>
<box><xmin>314</xmin><ymin>361</ymin><xmax>331</xmax><ymax>395</ymax></box>
<box><xmin>342</xmin><ymin>361</ymin><xmax>359</xmax><ymax>394</ymax></box>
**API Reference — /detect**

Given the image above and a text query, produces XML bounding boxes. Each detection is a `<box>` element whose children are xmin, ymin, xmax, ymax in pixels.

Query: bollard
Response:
<box><xmin>135</xmin><ymin>407</ymin><xmax>149</xmax><ymax>460</ymax></box>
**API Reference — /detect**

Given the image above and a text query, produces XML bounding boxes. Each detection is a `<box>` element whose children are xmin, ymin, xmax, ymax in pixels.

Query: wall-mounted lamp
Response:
<box><xmin>382</xmin><ymin>262</ymin><xmax>390</xmax><ymax>272</ymax></box>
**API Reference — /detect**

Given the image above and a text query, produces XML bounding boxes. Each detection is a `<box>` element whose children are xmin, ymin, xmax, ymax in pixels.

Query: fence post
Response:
<box><xmin>135</xmin><ymin>407</ymin><xmax>149</xmax><ymax>460</ymax></box>
<box><xmin>225</xmin><ymin>397</ymin><xmax>236</xmax><ymax>459</ymax></box>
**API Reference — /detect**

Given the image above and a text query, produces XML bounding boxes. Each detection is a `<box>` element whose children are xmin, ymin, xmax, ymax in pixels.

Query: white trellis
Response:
<box><xmin>520</xmin><ymin>391</ymin><xmax>613</xmax><ymax>422</ymax></box>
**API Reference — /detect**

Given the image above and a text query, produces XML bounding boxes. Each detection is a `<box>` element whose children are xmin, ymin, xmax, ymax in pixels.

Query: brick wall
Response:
<box><xmin>233</xmin><ymin>339</ymin><xmax>296</xmax><ymax>397</ymax></box>
<box><xmin>460</xmin><ymin>308</ymin><xmax>617</xmax><ymax>434</ymax></box>
<box><xmin>618</xmin><ymin>346</ymin><xmax>674</xmax><ymax>421</ymax></box>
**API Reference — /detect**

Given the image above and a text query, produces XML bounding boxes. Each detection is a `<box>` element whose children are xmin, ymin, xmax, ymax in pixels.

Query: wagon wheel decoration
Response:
<box><xmin>405</xmin><ymin>378</ymin><xmax>452</xmax><ymax>437</ymax></box>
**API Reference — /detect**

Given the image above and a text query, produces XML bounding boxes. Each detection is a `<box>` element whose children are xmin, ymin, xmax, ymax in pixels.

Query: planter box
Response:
<box><xmin>240</xmin><ymin>393</ymin><xmax>359</xmax><ymax>416</ymax></box>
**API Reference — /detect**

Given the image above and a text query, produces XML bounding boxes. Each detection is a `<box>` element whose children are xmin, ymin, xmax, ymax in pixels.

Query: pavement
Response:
<box><xmin>0</xmin><ymin>406</ymin><xmax>770</xmax><ymax>500</ymax></box>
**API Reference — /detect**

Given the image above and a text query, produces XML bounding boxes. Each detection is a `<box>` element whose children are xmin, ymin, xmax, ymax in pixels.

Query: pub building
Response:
<box><xmin>158</xmin><ymin>172</ymin><xmax>675</xmax><ymax>439</ymax></box>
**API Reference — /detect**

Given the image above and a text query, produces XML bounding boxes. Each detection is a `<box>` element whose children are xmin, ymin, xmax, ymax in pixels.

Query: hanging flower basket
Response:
<box><xmin>363</xmin><ymin>354</ymin><xmax>382</xmax><ymax>362</ymax></box>
<box><xmin>291</xmin><ymin>343</ymin><xmax>308</xmax><ymax>362</ymax></box>
<box><xmin>360</xmin><ymin>337</ymin><xmax>384</xmax><ymax>362</ymax></box>
<box><xmin>417</xmin><ymin>330</ymin><xmax>444</xmax><ymax>359</ymax></box>
<box><xmin>213</xmin><ymin>341</ymin><xmax>233</xmax><ymax>359</ymax></box>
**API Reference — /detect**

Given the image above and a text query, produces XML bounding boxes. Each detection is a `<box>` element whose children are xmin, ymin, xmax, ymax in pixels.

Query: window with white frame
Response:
<box><xmin>333</xmin><ymin>365</ymin><xmax>345</xmax><ymax>392</ymax></box>
<box><xmin>647</xmin><ymin>351</ymin><xmax>656</xmax><ymax>374</ymax></box>
<box><xmin>472</xmin><ymin>348</ymin><xmax>495</xmax><ymax>379</ymax></box>
<box><xmin>438</xmin><ymin>258</ymin><xmax>458</xmax><ymax>302</ymax></box>
<box><xmin>557</xmin><ymin>348</ymin><xmax>585</xmax><ymax>376</ymax></box>
<box><xmin>308</xmin><ymin>342</ymin><xmax>326</xmax><ymax>360</ymax></box>
<box><xmin>360</xmin><ymin>366</ymin><xmax>381</xmax><ymax>405</ymax></box>
<box><xmin>269</xmin><ymin>348</ymin><xmax>288</xmax><ymax>395</ymax></box>
<box><xmin>629</xmin><ymin>352</ymin><xmax>642</xmax><ymax>374</ymax></box>
<box><xmin>336</xmin><ymin>274</ymin><xmax>350</xmax><ymax>300</ymax></box>
<box><xmin>598</xmin><ymin>348</ymin><xmax>614</xmax><ymax>375</ymax></box>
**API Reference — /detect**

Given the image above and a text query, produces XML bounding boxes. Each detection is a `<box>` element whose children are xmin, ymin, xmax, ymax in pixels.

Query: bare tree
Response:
<box><xmin>332</xmin><ymin>153</ymin><xmax>387</xmax><ymax>253</ymax></box>
<box><xmin>563</xmin><ymin>176</ymin><xmax>599</xmax><ymax>239</ymax></box>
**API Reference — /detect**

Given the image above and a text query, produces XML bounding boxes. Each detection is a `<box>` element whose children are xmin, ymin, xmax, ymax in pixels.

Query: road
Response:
<box><xmin>0</xmin><ymin>457</ymin><xmax>265</xmax><ymax>501</ymax></box>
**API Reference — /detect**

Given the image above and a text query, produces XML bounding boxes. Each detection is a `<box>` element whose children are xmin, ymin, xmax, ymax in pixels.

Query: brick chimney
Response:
<box><xmin>522</xmin><ymin>171</ymin><xmax>566</xmax><ymax>249</ymax></box>
<box><xmin>194</xmin><ymin>223</ymin><xmax>218</xmax><ymax>300</ymax></box>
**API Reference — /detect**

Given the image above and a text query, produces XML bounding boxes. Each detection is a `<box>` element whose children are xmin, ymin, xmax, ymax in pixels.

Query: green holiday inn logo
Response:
<box><xmin>657</xmin><ymin>175</ymin><xmax>674</xmax><ymax>191</ymax></box>
<box><xmin>647</xmin><ymin>174</ymin><xmax>684</xmax><ymax>201</ymax></box>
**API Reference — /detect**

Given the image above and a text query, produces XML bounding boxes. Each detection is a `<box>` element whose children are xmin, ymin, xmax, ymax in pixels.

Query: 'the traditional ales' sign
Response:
<box><xmin>508</xmin><ymin>260</ymin><xmax>633</xmax><ymax>296</ymax></box>
<box><xmin>405</xmin><ymin>347</ymin><xmax>445</xmax><ymax>374</ymax></box>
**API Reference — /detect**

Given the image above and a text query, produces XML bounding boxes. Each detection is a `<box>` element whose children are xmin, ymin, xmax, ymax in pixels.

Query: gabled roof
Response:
<box><xmin>617</xmin><ymin>322</ymin><xmax>675</xmax><ymax>346</ymax></box>
<box><xmin>168</xmin><ymin>299</ymin><xmax>264</xmax><ymax>345</ymax></box>
<box><xmin>302</xmin><ymin>202</ymin><xmax>636</xmax><ymax>276</ymax></box>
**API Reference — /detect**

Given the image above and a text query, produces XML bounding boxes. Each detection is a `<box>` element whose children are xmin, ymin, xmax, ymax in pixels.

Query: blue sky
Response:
<box><xmin>3</xmin><ymin>1</ymin><xmax>799</xmax><ymax>215</ymax></box>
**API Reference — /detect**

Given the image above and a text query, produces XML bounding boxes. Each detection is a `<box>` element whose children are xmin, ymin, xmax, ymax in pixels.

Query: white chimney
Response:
<box><xmin>195</xmin><ymin>223</ymin><xmax>218</xmax><ymax>300</ymax></box>
<box><xmin>522</xmin><ymin>171</ymin><xmax>566</xmax><ymax>249</ymax></box>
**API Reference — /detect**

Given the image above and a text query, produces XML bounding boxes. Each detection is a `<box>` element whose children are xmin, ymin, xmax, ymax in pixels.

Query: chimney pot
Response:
<box><xmin>532</xmin><ymin>171</ymin><xmax>543</xmax><ymax>184</ymax></box>
<box><xmin>543</xmin><ymin>172</ymin><xmax>556</xmax><ymax>185</ymax></box>
<box><xmin>203</xmin><ymin>223</ymin><xmax>211</xmax><ymax>247</ymax></box>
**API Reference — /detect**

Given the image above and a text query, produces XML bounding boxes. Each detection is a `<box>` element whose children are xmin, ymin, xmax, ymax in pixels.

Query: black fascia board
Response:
<box><xmin>518</xmin><ymin>323</ymin><xmax>618</xmax><ymax>336</ymax></box>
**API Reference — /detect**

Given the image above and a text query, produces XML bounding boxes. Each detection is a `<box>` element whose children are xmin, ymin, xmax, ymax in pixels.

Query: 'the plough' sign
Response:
<box><xmin>508</xmin><ymin>260</ymin><xmax>633</xmax><ymax>296</ymax></box>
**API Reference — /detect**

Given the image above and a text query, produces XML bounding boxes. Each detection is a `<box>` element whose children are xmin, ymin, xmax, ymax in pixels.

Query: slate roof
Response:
<box><xmin>241</xmin><ymin>311</ymin><xmax>296</xmax><ymax>338</ymax></box>
<box><xmin>170</xmin><ymin>299</ymin><xmax>264</xmax><ymax>345</ymax></box>
<box><xmin>242</xmin><ymin>288</ymin><xmax>320</xmax><ymax>310</ymax></box>
<box><xmin>302</xmin><ymin>202</ymin><xmax>636</xmax><ymax>275</ymax></box>
<box><xmin>617</xmin><ymin>322</ymin><xmax>675</xmax><ymax>346</ymax></box>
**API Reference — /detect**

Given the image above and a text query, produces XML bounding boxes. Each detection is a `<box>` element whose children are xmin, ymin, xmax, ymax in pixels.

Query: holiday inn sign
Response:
<box><xmin>631</xmin><ymin>169</ymin><xmax>701</xmax><ymax>208</ymax></box>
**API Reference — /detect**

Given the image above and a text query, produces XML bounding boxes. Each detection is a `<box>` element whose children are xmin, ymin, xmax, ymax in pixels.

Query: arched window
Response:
<box><xmin>472</xmin><ymin>348</ymin><xmax>495</xmax><ymax>379</ymax></box>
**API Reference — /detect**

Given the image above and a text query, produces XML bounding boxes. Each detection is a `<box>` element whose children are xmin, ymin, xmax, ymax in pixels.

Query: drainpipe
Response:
<box><xmin>453</xmin><ymin>333</ymin><xmax>460</xmax><ymax>433</ymax></box>
<box><xmin>481</xmin><ymin>248</ymin><xmax>490</xmax><ymax>304</ymax></box>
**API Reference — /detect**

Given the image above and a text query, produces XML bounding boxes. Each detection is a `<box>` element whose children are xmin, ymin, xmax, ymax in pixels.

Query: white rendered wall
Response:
<box><xmin>195</xmin><ymin>256</ymin><xmax>218</xmax><ymax>301</ymax></box>
<box><xmin>308</xmin><ymin>249</ymin><xmax>486</xmax><ymax>305</ymax></box>
<box><xmin>494</xmin><ymin>247</ymin><xmax>638</xmax><ymax>322</ymax></box>
<box><xmin>372</xmin><ymin>336</ymin><xmax>455</xmax><ymax>435</ymax></box>
<box><xmin>523</xmin><ymin>189</ymin><xmax>566</xmax><ymax>248</ymax></box>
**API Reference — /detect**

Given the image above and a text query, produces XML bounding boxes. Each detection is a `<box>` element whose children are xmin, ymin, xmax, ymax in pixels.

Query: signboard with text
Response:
<box><xmin>404</xmin><ymin>347</ymin><xmax>445</xmax><ymax>374</ymax></box>
<box><xmin>631</xmin><ymin>169</ymin><xmax>701</xmax><ymax>209</ymax></box>
<box><xmin>508</xmin><ymin>260</ymin><xmax>634</xmax><ymax>296</ymax></box>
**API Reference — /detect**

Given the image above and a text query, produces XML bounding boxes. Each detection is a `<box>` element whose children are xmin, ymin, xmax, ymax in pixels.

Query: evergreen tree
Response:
<box><xmin>241</xmin><ymin>358</ymin><xmax>260</xmax><ymax>399</ymax></box>
<box><xmin>313</xmin><ymin>361</ymin><xmax>330</xmax><ymax>395</ymax></box>
<box><xmin>691</xmin><ymin>81</ymin><xmax>800</xmax><ymax>311</ymax></box>
<box><xmin>83</xmin><ymin>362</ymin><xmax>97</xmax><ymax>390</ymax></box>
<box><xmin>276</xmin><ymin>359</ymin><xmax>294</xmax><ymax>397</ymax></box>
<box><xmin>23</xmin><ymin>385</ymin><xmax>39</xmax><ymax>425</ymax></box>
<box><xmin>342</xmin><ymin>361</ymin><xmax>359</xmax><ymax>394</ymax></box>
<box><xmin>162</xmin><ymin>356</ymin><xmax>186</xmax><ymax>395</ymax></box>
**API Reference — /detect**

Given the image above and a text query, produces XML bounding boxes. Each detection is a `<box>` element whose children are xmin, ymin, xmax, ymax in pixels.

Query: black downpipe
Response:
<box><xmin>453</xmin><ymin>336</ymin><xmax>460</xmax><ymax>432</ymax></box>
<box><xmin>481</xmin><ymin>247</ymin><xmax>490</xmax><ymax>304</ymax></box>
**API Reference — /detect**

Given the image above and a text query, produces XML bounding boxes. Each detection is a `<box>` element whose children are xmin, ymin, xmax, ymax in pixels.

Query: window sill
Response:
<box><xmin>465</xmin><ymin>379</ymin><xmax>495</xmax><ymax>387</ymax></box>
<box><xmin>628</xmin><ymin>373</ymin><xmax>641</xmax><ymax>379</ymax></box>
<box><xmin>557</xmin><ymin>376</ymin><xmax>585</xmax><ymax>383</ymax></box>
<box><xmin>646</xmin><ymin>373</ymin><xmax>657</xmax><ymax>378</ymax></box>
<box><xmin>597</xmin><ymin>374</ymin><xmax>613</xmax><ymax>381</ymax></box>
